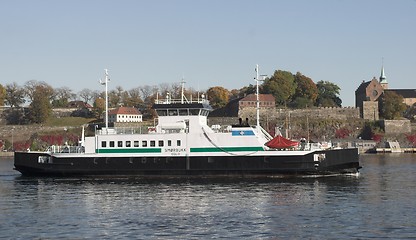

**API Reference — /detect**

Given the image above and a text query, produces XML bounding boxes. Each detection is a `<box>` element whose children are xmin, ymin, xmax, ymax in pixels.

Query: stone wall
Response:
<box><xmin>52</xmin><ymin>108</ymin><xmax>78</xmax><ymax>117</ymax></box>
<box><xmin>238</xmin><ymin>107</ymin><xmax>360</xmax><ymax>121</ymax></box>
<box><xmin>362</xmin><ymin>101</ymin><xmax>379</xmax><ymax>120</ymax></box>
<box><xmin>207</xmin><ymin>117</ymin><xmax>240</xmax><ymax>127</ymax></box>
<box><xmin>380</xmin><ymin>120</ymin><xmax>411</xmax><ymax>134</ymax></box>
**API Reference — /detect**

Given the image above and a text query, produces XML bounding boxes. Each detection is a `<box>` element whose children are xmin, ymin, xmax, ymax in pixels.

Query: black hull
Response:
<box><xmin>14</xmin><ymin>148</ymin><xmax>360</xmax><ymax>177</ymax></box>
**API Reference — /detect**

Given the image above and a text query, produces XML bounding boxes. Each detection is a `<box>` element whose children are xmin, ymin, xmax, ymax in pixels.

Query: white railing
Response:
<box><xmin>96</xmin><ymin>127</ymin><xmax>149</xmax><ymax>135</ymax></box>
<box><xmin>154</xmin><ymin>98</ymin><xmax>209</xmax><ymax>104</ymax></box>
<box><xmin>47</xmin><ymin>145</ymin><xmax>85</xmax><ymax>154</ymax></box>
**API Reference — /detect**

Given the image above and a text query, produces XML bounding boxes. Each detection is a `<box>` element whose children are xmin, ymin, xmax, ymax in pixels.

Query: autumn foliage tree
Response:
<box><xmin>93</xmin><ymin>97</ymin><xmax>105</xmax><ymax>118</ymax></box>
<box><xmin>291</xmin><ymin>72</ymin><xmax>318</xmax><ymax>108</ymax></box>
<box><xmin>207</xmin><ymin>86</ymin><xmax>230</xmax><ymax>109</ymax></box>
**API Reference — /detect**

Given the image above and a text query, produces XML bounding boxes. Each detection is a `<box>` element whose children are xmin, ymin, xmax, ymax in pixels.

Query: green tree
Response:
<box><xmin>291</xmin><ymin>72</ymin><xmax>318</xmax><ymax>108</ymax></box>
<box><xmin>238</xmin><ymin>84</ymin><xmax>257</xmax><ymax>98</ymax></box>
<box><xmin>379</xmin><ymin>91</ymin><xmax>407</xmax><ymax>120</ymax></box>
<box><xmin>404</xmin><ymin>103</ymin><xmax>416</xmax><ymax>120</ymax></box>
<box><xmin>5</xmin><ymin>82</ymin><xmax>26</xmax><ymax>107</ymax></box>
<box><xmin>28</xmin><ymin>85</ymin><xmax>52</xmax><ymax>123</ymax></box>
<box><xmin>262</xmin><ymin>70</ymin><xmax>296</xmax><ymax>107</ymax></box>
<box><xmin>207</xmin><ymin>86</ymin><xmax>230</xmax><ymax>109</ymax></box>
<box><xmin>0</xmin><ymin>84</ymin><xmax>5</xmax><ymax>106</ymax></box>
<box><xmin>316</xmin><ymin>81</ymin><xmax>342</xmax><ymax>107</ymax></box>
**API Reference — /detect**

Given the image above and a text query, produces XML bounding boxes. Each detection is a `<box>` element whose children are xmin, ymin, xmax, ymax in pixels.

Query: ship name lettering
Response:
<box><xmin>164</xmin><ymin>148</ymin><xmax>186</xmax><ymax>153</ymax></box>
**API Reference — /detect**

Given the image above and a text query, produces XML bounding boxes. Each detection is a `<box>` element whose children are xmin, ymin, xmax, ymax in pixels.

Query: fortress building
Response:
<box><xmin>355</xmin><ymin>65</ymin><xmax>416</xmax><ymax>120</ymax></box>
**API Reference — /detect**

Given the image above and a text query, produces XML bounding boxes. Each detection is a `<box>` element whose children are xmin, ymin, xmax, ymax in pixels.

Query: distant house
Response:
<box><xmin>67</xmin><ymin>101</ymin><xmax>92</xmax><ymax>109</ymax></box>
<box><xmin>108</xmin><ymin>106</ymin><xmax>142</xmax><ymax>123</ymax></box>
<box><xmin>239</xmin><ymin>94</ymin><xmax>276</xmax><ymax>109</ymax></box>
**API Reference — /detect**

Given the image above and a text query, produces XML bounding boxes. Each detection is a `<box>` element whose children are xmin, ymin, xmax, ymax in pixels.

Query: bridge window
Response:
<box><xmin>168</xmin><ymin>109</ymin><xmax>178</xmax><ymax>116</ymax></box>
<box><xmin>101</xmin><ymin>141</ymin><xmax>107</xmax><ymax>148</ymax></box>
<box><xmin>126</xmin><ymin>141</ymin><xmax>131</xmax><ymax>147</ymax></box>
<box><xmin>118</xmin><ymin>141</ymin><xmax>123</xmax><ymax>147</ymax></box>
<box><xmin>110</xmin><ymin>141</ymin><xmax>115</xmax><ymax>147</ymax></box>
<box><xmin>190</xmin><ymin>109</ymin><xmax>200</xmax><ymax>115</ymax></box>
<box><xmin>134</xmin><ymin>141</ymin><xmax>139</xmax><ymax>147</ymax></box>
<box><xmin>156</xmin><ymin>110</ymin><xmax>167</xmax><ymax>116</ymax></box>
<box><xmin>158</xmin><ymin>140</ymin><xmax>164</xmax><ymax>147</ymax></box>
<box><xmin>168</xmin><ymin>140</ymin><xmax>172</xmax><ymax>146</ymax></box>
<box><xmin>142</xmin><ymin>141</ymin><xmax>147</xmax><ymax>147</ymax></box>
<box><xmin>177</xmin><ymin>140</ymin><xmax>181</xmax><ymax>146</ymax></box>
<box><xmin>150</xmin><ymin>140</ymin><xmax>156</xmax><ymax>147</ymax></box>
<box><xmin>179</xmin><ymin>109</ymin><xmax>188</xmax><ymax>116</ymax></box>
<box><xmin>201</xmin><ymin>110</ymin><xmax>209</xmax><ymax>116</ymax></box>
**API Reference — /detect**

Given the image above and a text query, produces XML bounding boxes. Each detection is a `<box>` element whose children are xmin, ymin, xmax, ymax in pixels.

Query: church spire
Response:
<box><xmin>379</xmin><ymin>58</ymin><xmax>388</xmax><ymax>89</ymax></box>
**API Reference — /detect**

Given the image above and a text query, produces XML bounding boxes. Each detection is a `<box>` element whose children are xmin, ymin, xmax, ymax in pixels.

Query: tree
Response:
<box><xmin>78</xmin><ymin>88</ymin><xmax>94</xmax><ymax>104</ymax></box>
<box><xmin>207</xmin><ymin>86</ymin><xmax>230</xmax><ymax>109</ymax></box>
<box><xmin>238</xmin><ymin>84</ymin><xmax>256</xmax><ymax>98</ymax></box>
<box><xmin>108</xmin><ymin>86</ymin><xmax>123</xmax><ymax>107</ymax></box>
<box><xmin>379</xmin><ymin>91</ymin><xmax>407</xmax><ymax>120</ymax></box>
<box><xmin>262</xmin><ymin>70</ymin><xmax>296</xmax><ymax>107</ymax></box>
<box><xmin>229</xmin><ymin>89</ymin><xmax>240</xmax><ymax>100</ymax></box>
<box><xmin>28</xmin><ymin>85</ymin><xmax>52</xmax><ymax>123</ymax></box>
<box><xmin>404</xmin><ymin>103</ymin><xmax>416</xmax><ymax>120</ymax></box>
<box><xmin>24</xmin><ymin>80</ymin><xmax>54</xmax><ymax>102</ymax></box>
<box><xmin>291</xmin><ymin>96</ymin><xmax>314</xmax><ymax>109</ymax></box>
<box><xmin>291</xmin><ymin>72</ymin><xmax>318</xmax><ymax>108</ymax></box>
<box><xmin>52</xmin><ymin>87</ymin><xmax>75</xmax><ymax>107</ymax></box>
<box><xmin>316</xmin><ymin>81</ymin><xmax>342</xmax><ymax>107</ymax></box>
<box><xmin>93</xmin><ymin>97</ymin><xmax>105</xmax><ymax>118</ymax></box>
<box><xmin>5</xmin><ymin>82</ymin><xmax>26</xmax><ymax>108</ymax></box>
<box><xmin>125</xmin><ymin>88</ymin><xmax>144</xmax><ymax>108</ymax></box>
<box><xmin>0</xmin><ymin>84</ymin><xmax>5</xmax><ymax>106</ymax></box>
<box><xmin>140</xmin><ymin>85</ymin><xmax>154</xmax><ymax>102</ymax></box>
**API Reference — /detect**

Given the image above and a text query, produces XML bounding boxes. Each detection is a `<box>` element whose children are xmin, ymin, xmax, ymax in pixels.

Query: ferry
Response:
<box><xmin>14</xmin><ymin>68</ymin><xmax>360</xmax><ymax>177</ymax></box>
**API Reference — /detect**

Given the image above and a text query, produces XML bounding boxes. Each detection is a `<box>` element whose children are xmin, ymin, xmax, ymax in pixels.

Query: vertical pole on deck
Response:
<box><xmin>255</xmin><ymin>64</ymin><xmax>260</xmax><ymax>134</ymax></box>
<box><xmin>100</xmin><ymin>69</ymin><xmax>110</xmax><ymax>134</ymax></box>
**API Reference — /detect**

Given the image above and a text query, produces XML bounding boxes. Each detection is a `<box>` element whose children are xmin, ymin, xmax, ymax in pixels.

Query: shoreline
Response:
<box><xmin>0</xmin><ymin>152</ymin><xmax>14</xmax><ymax>158</ymax></box>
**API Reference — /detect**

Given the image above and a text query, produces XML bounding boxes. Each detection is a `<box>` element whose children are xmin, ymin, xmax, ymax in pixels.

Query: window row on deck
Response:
<box><xmin>100</xmin><ymin>139</ymin><xmax>182</xmax><ymax>148</ymax></box>
<box><xmin>156</xmin><ymin>108</ymin><xmax>210</xmax><ymax>116</ymax></box>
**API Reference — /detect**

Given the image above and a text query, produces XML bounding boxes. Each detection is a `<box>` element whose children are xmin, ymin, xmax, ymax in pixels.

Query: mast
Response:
<box><xmin>255</xmin><ymin>65</ymin><xmax>260</xmax><ymax>133</ymax></box>
<box><xmin>181</xmin><ymin>77</ymin><xmax>185</xmax><ymax>104</ymax></box>
<box><xmin>255</xmin><ymin>65</ymin><xmax>267</xmax><ymax>134</ymax></box>
<box><xmin>100</xmin><ymin>69</ymin><xmax>110</xmax><ymax>134</ymax></box>
<box><xmin>180</xmin><ymin>77</ymin><xmax>189</xmax><ymax>103</ymax></box>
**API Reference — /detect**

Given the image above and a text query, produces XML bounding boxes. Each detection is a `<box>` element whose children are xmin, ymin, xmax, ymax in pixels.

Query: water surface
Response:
<box><xmin>1</xmin><ymin>154</ymin><xmax>415</xmax><ymax>239</ymax></box>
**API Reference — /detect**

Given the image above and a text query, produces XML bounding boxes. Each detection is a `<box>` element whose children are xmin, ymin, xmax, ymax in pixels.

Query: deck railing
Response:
<box><xmin>47</xmin><ymin>145</ymin><xmax>85</xmax><ymax>154</ymax></box>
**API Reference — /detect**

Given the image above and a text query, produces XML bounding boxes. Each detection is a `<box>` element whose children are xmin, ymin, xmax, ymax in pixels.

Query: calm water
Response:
<box><xmin>1</xmin><ymin>154</ymin><xmax>416</xmax><ymax>239</ymax></box>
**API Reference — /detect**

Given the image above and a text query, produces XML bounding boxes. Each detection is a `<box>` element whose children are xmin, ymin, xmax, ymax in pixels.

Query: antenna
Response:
<box><xmin>180</xmin><ymin>76</ymin><xmax>189</xmax><ymax>103</ymax></box>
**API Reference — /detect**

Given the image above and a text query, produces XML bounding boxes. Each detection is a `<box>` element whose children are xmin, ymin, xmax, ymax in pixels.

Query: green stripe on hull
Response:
<box><xmin>190</xmin><ymin>147</ymin><xmax>264</xmax><ymax>152</ymax></box>
<box><xmin>96</xmin><ymin>148</ymin><xmax>161</xmax><ymax>153</ymax></box>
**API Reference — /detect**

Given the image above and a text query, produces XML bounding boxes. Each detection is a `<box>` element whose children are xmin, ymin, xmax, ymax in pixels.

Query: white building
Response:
<box><xmin>108</xmin><ymin>107</ymin><xmax>142</xmax><ymax>123</ymax></box>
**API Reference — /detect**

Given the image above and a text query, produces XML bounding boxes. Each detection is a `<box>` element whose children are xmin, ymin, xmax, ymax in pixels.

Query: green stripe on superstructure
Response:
<box><xmin>96</xmin><ymin>148</ymin><xmax>162</xmax><ymax>153</ymax></box>
<box><xmin>190</xmin><ymin>146</ymin><xmax>264</xmax><ymax>152</ymax></box>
